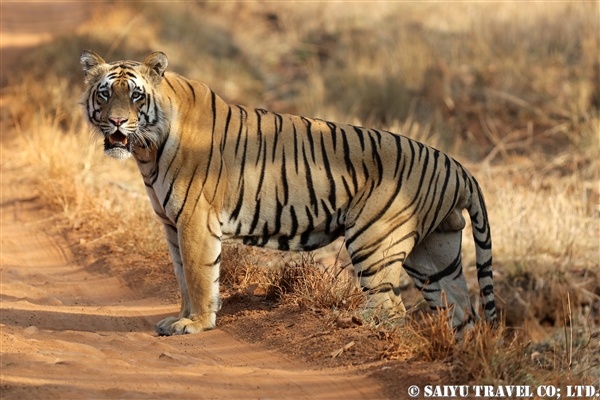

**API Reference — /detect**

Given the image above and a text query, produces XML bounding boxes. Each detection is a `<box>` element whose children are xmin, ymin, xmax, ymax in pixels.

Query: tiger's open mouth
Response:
<box><xmin>104</xmin><ymin>131</ymin><xmax>133</xmax><ymax>159</ymax></box>
<box><xmin>105</xmin><ymin>131</ymin><xmax>133</xmax><ymax>151</ymax></box>
<box><xmin>109</xmin><ymin>131</ymin><xmax>128</xmax><ymax>146</ymax></box>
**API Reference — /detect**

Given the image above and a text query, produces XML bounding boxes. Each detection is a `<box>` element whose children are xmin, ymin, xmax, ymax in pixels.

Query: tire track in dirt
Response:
<box><xmin>0</xmin><ymin>172</ymin><xmax>384</xmax><ymax>399</ymax></box>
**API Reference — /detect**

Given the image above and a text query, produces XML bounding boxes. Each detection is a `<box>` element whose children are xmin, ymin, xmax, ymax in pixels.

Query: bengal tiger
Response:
<box><xmin>80</xmin><ymin>50</ymin><xmax>496</xmax><ymax>335</ymax></box>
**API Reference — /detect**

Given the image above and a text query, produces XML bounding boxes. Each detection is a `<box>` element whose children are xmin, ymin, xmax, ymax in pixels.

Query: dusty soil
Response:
<box><xmin>1</xmin><ymin>172</ymin><xmax>404</xmax><ymax>399</ymax></box>
<box><xmin>0</xmin><ymin>167</ymin><xmax>456</xmax><ymax>400</ymax></box>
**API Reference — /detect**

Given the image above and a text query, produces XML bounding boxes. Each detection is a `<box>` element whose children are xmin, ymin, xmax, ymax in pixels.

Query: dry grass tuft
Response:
<box><xmin>273</xmin><ymin>254</ymin><xmax>366</xmax><ymax>312</ymax></box>
<box><xmin>412</xmin><ymin>310</ymin><xmax>458</xmax><ymax>362</ymax></box>
<box><xmin>221</xmin><ymin>247</ymin><xmax>366</xmax><ymax>310</ymax></box>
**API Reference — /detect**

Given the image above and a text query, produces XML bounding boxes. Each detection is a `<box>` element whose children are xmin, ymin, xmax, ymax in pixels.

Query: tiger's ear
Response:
<box><xmin>143</xmin><ymin>52</ymin><xmax>168</xmax><ymax>82</ymax></box>
<box><xmin>80</xmin><ymin>50</ymin><xmax>106</xmax><ymax>76</ymax></box>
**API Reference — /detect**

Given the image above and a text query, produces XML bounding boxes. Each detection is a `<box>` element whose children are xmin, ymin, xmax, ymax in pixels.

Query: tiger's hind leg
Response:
<box><xmin>403</xmin><ymin>229</ymin><xmax>478</xmax><ymax>329</ymax></box>
<box><xmin>345</xmin><ymin>227</ymin><xmax>414</xmax><ymax>319</ymax></box>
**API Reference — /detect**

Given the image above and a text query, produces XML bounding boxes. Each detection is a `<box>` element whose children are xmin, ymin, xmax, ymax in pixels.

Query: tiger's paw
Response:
<box><xmin>155</xmin><ymin>314</ymin><xmax>216</xmax><ymax>336</ymax></box>
<box><xmin>365</xmin><ymin>293</ymin><xmax>407</xmax><ymax>318</ymax></box>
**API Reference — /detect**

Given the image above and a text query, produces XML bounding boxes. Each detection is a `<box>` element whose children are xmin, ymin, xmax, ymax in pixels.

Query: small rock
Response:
<box><xmin>225</xmin><ymin>291</ymin><xmax>244</xmax><ymax>304</ymax></box>
<box><xmin>46</xmin><ymin>297</ymin><xmax>63</xmax><ymax>306</ymax></box>
<box><xmin>245</xmin><ymin>283</ymin><xmax>259</xmax><ymax>296</ymax></box>
<box><xmin>253</xmin><ymin>285</ymin><xmax>267</xmax><ymax>296</ymax></box>
<box><xmin>335</xmin><ymin>316</ymin><xmax>363</xmax><ymax>329</ymax></box>
<box><xmin>23</xmin><ymin>326</ymin><xmax>39</xmax><ymax>335</ymax></box>
<box><xmin>245</xmin><ymin>283</ymin><xmax>267</xmax><ymax>296</ymax></box>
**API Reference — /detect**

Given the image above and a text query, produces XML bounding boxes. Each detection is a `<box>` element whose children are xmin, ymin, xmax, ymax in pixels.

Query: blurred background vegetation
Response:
<box><xmin>4</xmin><ymin>1</ymin><xmax>599</xmax><ymax>166</ymax></box>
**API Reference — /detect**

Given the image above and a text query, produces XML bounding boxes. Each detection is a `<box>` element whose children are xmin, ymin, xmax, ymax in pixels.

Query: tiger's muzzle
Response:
<box><xmin>104</xmin><ymin>129</ymin><xmax>133</xmax><ymax>159</ymax></box>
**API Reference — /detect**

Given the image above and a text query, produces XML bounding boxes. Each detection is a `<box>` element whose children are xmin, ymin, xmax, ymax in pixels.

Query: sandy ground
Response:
<box><xmin>0</xmin><ymin>173</ymin><xmax>386</xmax><ymax>399</ymax></box>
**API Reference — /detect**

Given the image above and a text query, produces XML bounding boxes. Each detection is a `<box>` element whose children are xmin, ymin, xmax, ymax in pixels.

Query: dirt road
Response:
<box><xmin>0</xmin><ymin>175</ymin><xmax>384</xmax><ymax>399</ymax></box>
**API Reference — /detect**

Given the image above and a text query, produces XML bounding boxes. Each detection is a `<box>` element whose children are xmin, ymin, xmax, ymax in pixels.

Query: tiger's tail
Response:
<box><xmin>467</xmin><ymin>177</ymin><xmax>497</xmax><ymax>325</ymax></box>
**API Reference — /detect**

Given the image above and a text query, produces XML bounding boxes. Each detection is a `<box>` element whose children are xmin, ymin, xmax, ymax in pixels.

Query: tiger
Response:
<box><xmin>80</xmin><ymin>50</ymin><xmax>497</xmax><ymax>336</ymax></box>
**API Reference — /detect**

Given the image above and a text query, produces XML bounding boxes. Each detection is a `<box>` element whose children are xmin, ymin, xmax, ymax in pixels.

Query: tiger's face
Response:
<box><xmin>80</xmin><ymin>50</ymin><xmax>168</xmax><ymax>160</ymax></box>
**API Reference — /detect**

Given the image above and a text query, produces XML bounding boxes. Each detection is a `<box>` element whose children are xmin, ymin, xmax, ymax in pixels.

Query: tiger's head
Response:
<box><xmin>80</xmin><ymin>50</ymin><xmax>168</xmax><ymax>160</ymax></box>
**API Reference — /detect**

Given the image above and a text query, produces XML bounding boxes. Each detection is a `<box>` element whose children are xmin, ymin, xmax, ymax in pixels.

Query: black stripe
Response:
<box><xmin>152</xmin><ymin>138</ymin><xmax>170</xmax><ymax>185</ymax></box>
<box><xmin>278</xmin><ymin>237</ymin><xmax>290</xmax><ymax>251</ymax></box>
<box><xmin>403</xmin><ymin>264</ymin><xmax>425</xmax><ymax>280</ymax></box>
<box><xmin>238</xmin><ymin>123</ymin><xmax>249</xmax><ymax>186</ymax></box>
<box><xmin>221</xmin><ymin>106</ymin><xmax>232</xmax><ymax>153</ymax></box>
<box><xmin>392</xmin><ymin>134</ymin><xmax>403</xmax><ymax>178</ymax></box>
<box><xmin>373</xmin><ymin>129</ymin><xmax>382</xmax><ymax>147</ymax></box>
<box><xmin>281</xmin><ymin>149</ymin><xmax>289</xmax><ymax>205</ymax></box>
<box><xmin>255</xmin><ymin>109</ymin><xmax>263</xmax><ymax>165</ymax></box>
<box><xmin>406</xmin><ymin>140</ymin><xmax>416</xmax><ymax>179</ymax></box>
<box><xmin>164</xmin><ymin>76</ymin><xmax>175</xmax><ymax>92</ymax></box>
<box><xmin>175</xmin><ymin>164</ymin><xmax>200</xmax><ymax>224</ymax></box>
<box><xmin>274</xmin><ymin>194</ymin><xmax>284</xmax><ymax>235</ymax></box>
<box><xmin>477</xmin><ymin>257</ymin><xmax>492</xmax><ymax>270</ymax></box>
<box><xmin>426</xmin><ymin>252</ymin><xmax>462</xmax><ymax>284</ymax></box>
<box><xmin>229</xmin><ymin>180</ymin><xmax>245</xmax><ymax>221</ymax></box>
<box><xmin>162</xmin><ymin>140</ymin><xmax>181</xmax><ymax>183</ymax></box>
<box><xmin>340</xmin><ymin>129</ymin><xmax>358</xmax><ymax>192</ymax></box>
<box><xmin>477</xmin><ymin>269</ymin><xmax>493</xmax><ymax>281</ymax></box>
<box><xmin>327</xmin><ymin>121</ymin><xmax>337</xmax><ymax>152</ymax></box>
<box><xmin>210</xmin><ymin>159</ymin><xmax>224</xmax><ymax>203</ymax></box>
<box><xmin>367</xmin><ymin>130</ymin><xmax>383</xmax><ymax>186</ymax></box>
<box><xmin>162</xmin><ymin>167</ymin><xmax>182</xmax><ymax>210</ymax></box>
<box><xmin>272</xmin><ymin>113</ymin><xmax>283</xmax><ymax>163</ymax></box>
<box><xmin>361</xmin><ymin>161</ymin><xmax>370</xmax><ymax>183</ymax></box>
<box><xmin>292</xmin><ymin>123</ymin><xmax>299</xmax><ymax>174</ymax></box>
<box><xmin>474</xmin><ymin>235</ymin><xmax>492</xmax><ymax>250</ymax></box>
<box><xmin>480</xmin><ymin>284</ymin><xmax>494</xmax><ymax>296</ymax></box>
<box><xmin>300</xmin><ymin>206</ymin><xmax>314</xmax><ymax>246</ymax></box>
<box><xmin>423</xmin><ymin>152</ymin><xmax>450</xmax><ymax>237</ymax></box>
<box><xmin>255</xmin><ymin>145</ymin><xmax>268</xmax><ymax>199</ymax></box>
<box><xmin>353</xmin><ymin>126</ymin><xmax>365</xmax><ymax>151</ymax></box>
<box><xmin>302</xmin><ymin>143</ymin><xmax>318</xmax><ymax>216</ymax></box>
<box><xmin>341</xmin><ymin>176</ymin><xmax>353</xmax><ymax>199</ymax></box>
<box><xmin>210</xmin><ymin>90</ymin><xmax>217</xmax><ymax>134</ymax></box>
<box><xmin>289</xmin><ymin>206</ymin><xmax>299</xmax><ymax>237</ymax></box>
<box><xmin>302</xmin><ymin>117</ymin><xmax>316</xmax><ymax>163</ymax></box>
<box><xmin>319</xmin><ymin>132</ymin><xmax>336</xmax><ymax>209</ymax></box>
<box><xmin>248</xmin><ymin>198</ymin><xmax>261</xmax><ymax>234</ymax></box>
<box><xmin>234</xmin><ymin>106</ymin><xmax>247</xmax><ymax>156</ymax></box>
<box><xmin>155</xmin><ymin>138</ymin><xmax>167</xmax><ymax>166</ymax></box>
<box><xmin>320</xmin><ymin>199</ymin><xmax>333</xmax><ymax>234</ymax></box>
<box><xmin>185</xmin><ymin>80</ymin><xmax>196</xmax><ymax>103</ymax></box>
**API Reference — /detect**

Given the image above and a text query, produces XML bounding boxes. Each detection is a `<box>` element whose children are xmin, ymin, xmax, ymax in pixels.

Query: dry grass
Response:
<box><xmin>1</xmin><ymin>0</ymin><xmax>598</xmax><ymax>388</ymax></box>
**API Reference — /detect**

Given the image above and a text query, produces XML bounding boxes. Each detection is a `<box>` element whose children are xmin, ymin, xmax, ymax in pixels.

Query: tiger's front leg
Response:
<box><xmin>155</xmin><ymin>203</ymin><xmax>222</xmax><ymax>336</ymax></box>
<box><xmin>155</xmin><ymin>223</ymin><xmax>191</xmax><ymax>335</ymax></box>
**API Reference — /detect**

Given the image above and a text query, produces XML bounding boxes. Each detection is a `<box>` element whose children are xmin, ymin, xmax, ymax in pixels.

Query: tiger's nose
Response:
<box><xmin>109</xmin><ymin>117</ymin><xmax>128</xmax><ymax>127</ymax></box>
